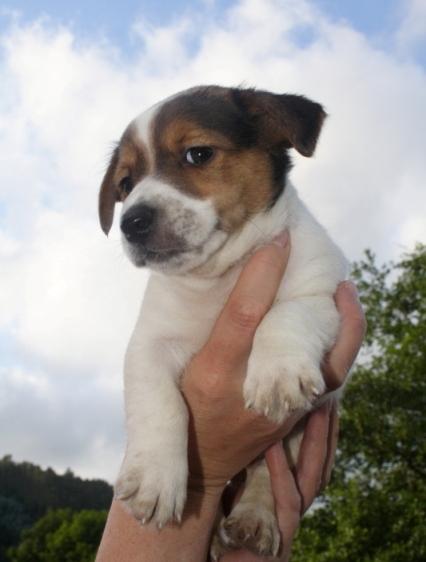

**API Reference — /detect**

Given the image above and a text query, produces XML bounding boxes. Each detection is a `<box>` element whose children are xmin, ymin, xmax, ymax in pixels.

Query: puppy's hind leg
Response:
<box><xmin>211</xmin><ymin>459</ymin><xmax>281</xmax><ymax>559</ymax></box>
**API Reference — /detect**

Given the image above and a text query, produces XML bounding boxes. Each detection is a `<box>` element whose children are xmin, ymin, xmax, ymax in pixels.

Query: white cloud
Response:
<box><xmin>1</xmin><ymin>210</ymin><xmax>144</xmax><ymax>380</ymax></box>
<box><xmin>0</xmin><ymin>366</ymin><xmax>125</xmax><ymax>480</ymax></box>
<box><xmin>0</xmin><ymin>0</ymin><xmax>425</xmax><ymax>480</ymax></box>
<box><xmin>396</xmin><ymin>0</ymin><xmax>426</xmax><ymax>53</ymax></box>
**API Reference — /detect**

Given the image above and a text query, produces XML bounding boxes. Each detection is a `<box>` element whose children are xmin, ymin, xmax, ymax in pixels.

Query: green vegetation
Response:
<box><xmin>292</xmin><ymin>244</ymin><xmax>426</xmax><ymax>562</ymax></box>
<box><xmin>0</xmin><ymin>457</ymin><xmax>112</xmax><ymax>561</ymax></box>
<box><xmin>0</xmin><ymin>456</ymin><xmax>112</xmax><ymax>521</ymax></box>
<box><xmin>7</xmin><ymin>509</ymin><xmax>107</xmax><ymax>562</ymax></box>
<box><xmin>1</xmin><ymin>244</ymin><xmax>424</xmax><ymax>561</ymax></box>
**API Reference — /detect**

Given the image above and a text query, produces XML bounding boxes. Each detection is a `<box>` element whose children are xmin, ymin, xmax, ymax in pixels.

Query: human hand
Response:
<box><xmin>182</xmin><ymin>232</ymin><xmax>295</xmax><ymax>499</ymax></box>
<box><xmin>182</xmin><ymin>233</ymin><xmax>365</xmax><ymax>500</ymax></box>
<box><xmin>96</xmin><ymin>235</ymin><xmax>365</xmax><ymax>562</ymax></box>
<box><xmin>217</xmin><ymin>282</ymin><xmax>366</xmax><ymax>561</ymax></box>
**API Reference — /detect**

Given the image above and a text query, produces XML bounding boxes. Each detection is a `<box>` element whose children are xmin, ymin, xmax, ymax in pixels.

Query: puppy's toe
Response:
<box><xmin>220</xmin><ymin>505</ymin><xmax>281</xmax><ymax>558</ymax></box>
<box><xmin>210</xmin><ymin>528</ymin><xmax>229</xmax><ymax>561</ymax></box>
<box><xmin>245</xmin><ymin>352</ymin><xmax>325</xmax><ymax>422</ymax></box>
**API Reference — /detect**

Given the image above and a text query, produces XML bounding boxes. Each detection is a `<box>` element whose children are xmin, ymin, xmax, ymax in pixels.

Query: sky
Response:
<box><xmin>0</xmin><ymin>0</ymin><xmax>425</xmax><ymax>482</ymax></box>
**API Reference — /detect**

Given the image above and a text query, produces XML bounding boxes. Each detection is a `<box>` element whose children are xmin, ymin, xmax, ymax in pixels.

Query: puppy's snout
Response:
<box><xmin>121</xmin><ymin>205</ymin><xmax>157</xmax><ymax>244</ymax></box>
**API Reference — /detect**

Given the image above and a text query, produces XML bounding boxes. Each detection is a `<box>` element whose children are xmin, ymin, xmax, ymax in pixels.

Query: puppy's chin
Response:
<box><xmin>123</xmin><ymin>229</ymin><xmax>229</xmax><ymax>275</ymax></box>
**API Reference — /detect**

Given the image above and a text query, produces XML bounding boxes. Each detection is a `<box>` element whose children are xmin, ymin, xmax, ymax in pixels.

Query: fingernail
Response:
<box><xmin>272</xmin><ymin>230</ymin><xmax>289</xmax><ymax>248</ymax></box>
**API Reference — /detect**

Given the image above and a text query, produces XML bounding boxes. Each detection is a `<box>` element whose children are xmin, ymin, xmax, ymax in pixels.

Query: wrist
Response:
<box><xmin>97</xmin><ymin>491</ymin><xmax>223</xmax><ymax>562</ymax></box>
<box><xmin>185</xmin><ymin>479</ymin><xmax>224</xmax><ymax>517</ymax></box>
<box><xmin>187</xmin><ymin>470</ymin><xmax>229</xmax><ymax>508</ymax></box>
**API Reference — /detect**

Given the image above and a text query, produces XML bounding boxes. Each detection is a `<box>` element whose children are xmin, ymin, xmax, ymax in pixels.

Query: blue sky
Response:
<box><xmin>0</xmin><ymin>0</ymin><xmax>425</xmax><ymax>480</ymax></box>
<box><xmin>1</xmin><ymin>0</ymin><xmax>423</xmax><ymax>63</ymax></box>
<box><xmin>0</xmin><ymin>0</ymin><xmax>403</xmax><ymax>33</ymax></box>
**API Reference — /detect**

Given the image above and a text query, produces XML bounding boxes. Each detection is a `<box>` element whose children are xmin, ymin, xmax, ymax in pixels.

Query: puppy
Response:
<box><xmin>98</xmin><ymin>85</ymin><xmax>347</xmax><ymax>558</ymax></box>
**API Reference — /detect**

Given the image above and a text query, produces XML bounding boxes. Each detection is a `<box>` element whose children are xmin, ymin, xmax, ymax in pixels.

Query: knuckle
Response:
<box><xmin>195</xmin><ymin>369</ymin><xmax>226</xmax><ymax>402</ymax></box>
<box><xmin>201</xmin><ymin>371</ymin><xmax>226</xmax><ymax>399</ymax></box>
<box><xmin>186</xmin><ymin>352</ymin><xmax>226</xmax><ymax>401</ymax></box>
<box><xmin>228</xmin><ymin>297</ymin><xmax>265</xmax><ymax>331</ymax></box>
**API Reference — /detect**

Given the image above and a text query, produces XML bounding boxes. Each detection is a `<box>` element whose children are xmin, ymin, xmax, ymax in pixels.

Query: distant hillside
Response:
<box><xmin>0</xmin><ymin>455</ymin><xmax>112</xmax><ymax>518</ymax></box>
<box><xmin>0</xmin><ymin>455</ymin><xmax>112</xmax><ymax>561</ymax></box>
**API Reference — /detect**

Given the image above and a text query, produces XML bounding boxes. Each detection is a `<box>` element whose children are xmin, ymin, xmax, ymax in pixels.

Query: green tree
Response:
<box><xmin>7</xmin><ymin>509</ymin><xmax>107</xmax><ymax>562</ymax></box>
<box><xmin>0</xmin><ymin>497</ymin><xmax>31</xmax><ymax>562</ymax></box>
<box><xmin>0</xmin><ymin>456</ymin><xmax>112</xmax><ymax>555</ymax></box>
<box><xmin>292</xmin><ymin>244</ymin><xmax>426</xmax><ymax>562</ymax></box>
<box><xmin>0</xmin><ymin>456</ymin><xmax>112</xmax><ymax>521</ymax></box>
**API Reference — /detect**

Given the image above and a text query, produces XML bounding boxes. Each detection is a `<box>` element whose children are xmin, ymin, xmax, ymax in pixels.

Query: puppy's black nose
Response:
<box><xmin>120</xmin><ymin>205</ymin><xmax>156</xmax><ymax>244</ymax></box>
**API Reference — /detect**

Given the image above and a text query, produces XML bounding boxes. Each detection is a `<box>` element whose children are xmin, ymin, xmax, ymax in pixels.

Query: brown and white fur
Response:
<box><xmin>98</xmin><ymin>85</ymin><xmax>347</xmax><ymax>559</ymax></box>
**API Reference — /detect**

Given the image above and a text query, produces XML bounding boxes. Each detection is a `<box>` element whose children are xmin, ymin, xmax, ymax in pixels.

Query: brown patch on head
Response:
<box><xmin>150</xmin><ymin>86</ymin><xmax>325</xmax><ymax>234</ymax></box>
<box><xmin>198</xmin><ymin>147</ymin><xmax>276</xmax><ymax>232</ymax></box>
<box><xmin>98</xmin><ymin>124</ymin><xmax>149</xmax><ymax>234</ymax></box>
<box><xmin>154</xmin><ymin>122</ymin><xmax>277</xmax><ymax>232</ymax></box>
<box><xmin>99</xmin><ymin>85</ymin><xmax>326</xmax><ymax>238</ymax></box>
<box><xmin>232</xmin><ymin>89</ymin><xmax>327</xmax><ymax>157</ymax></box>
<box><xmin>151</xmin><ymin>87</ymin><xmax>267</xmax><ymax>233</ymax></box>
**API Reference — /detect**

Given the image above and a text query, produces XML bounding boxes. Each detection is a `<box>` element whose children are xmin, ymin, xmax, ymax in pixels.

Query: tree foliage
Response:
<box><xmin>0</xmin><ymin>456</ymin><xmax>112</xmax><ymax>521</ymax></box>
<box><xmin>7</xmin><ymin>509</ymin><xmax>107</xmax><ymax>562</ymax></box>
<box><xmin>0</xmin><ymin>497</ymin><xmax>31</xmax><ymax>562</ymax></box>
<box><xmin>0</xmin><ymin>457</ymin><xmax>112</xmax><ymax>559</ymax></box>
<box><xmin>292</xmin><ymin>244</ymin><xmax>426</xmax><ymax>562</ymax></box>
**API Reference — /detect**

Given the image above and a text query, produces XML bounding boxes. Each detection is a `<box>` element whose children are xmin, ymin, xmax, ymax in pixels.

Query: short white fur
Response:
<box><xmin>113</xmin><ymin>93</ymin><xmax>348</xmax><ymax>533</ymax></box>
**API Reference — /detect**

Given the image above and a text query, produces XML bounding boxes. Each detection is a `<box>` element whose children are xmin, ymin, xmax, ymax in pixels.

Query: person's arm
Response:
<box><xmin>96</xmin><ymin>235</ymin><xmax>365</xmax><ymax>562</ymax></box>
<box><xmin>96</xmin><ymin>492</ymin><xmax>221</xmax><ymax>562</ymax></box>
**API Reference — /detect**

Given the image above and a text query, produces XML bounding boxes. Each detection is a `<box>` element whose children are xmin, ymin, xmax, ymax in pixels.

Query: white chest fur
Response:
<box><xmin>114</xmin><ymin>182</ymin><xmax>347</xmax><ymax>527</ymax></box>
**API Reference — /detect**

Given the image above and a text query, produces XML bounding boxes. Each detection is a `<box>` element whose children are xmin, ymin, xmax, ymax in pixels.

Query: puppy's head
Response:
<box><xmin>99</xmin><ymin>86</ymin><xmax>325</xmax><ymax>274</ymax></box>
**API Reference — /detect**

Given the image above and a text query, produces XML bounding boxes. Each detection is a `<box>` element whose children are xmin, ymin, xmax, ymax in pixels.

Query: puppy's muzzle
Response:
<box><xmin>121</xmin><ymin>204</ymin><xmax>157</xmax><ymax>244</ymax></box>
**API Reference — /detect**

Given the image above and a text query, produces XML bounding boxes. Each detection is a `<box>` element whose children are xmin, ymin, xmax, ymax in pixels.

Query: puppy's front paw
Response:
<box><xmin>244</xmin><ymin>352</ymin><xmax>325</xmax><ymax>423</ymax></box>
<box><xmin>115</xmin><ymin>450</ymin><xmax>187</xmax><ymax>527</ymax></box>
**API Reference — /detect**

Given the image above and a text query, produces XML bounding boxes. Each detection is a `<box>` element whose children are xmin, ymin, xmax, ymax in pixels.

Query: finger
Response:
<box><xmin>323</xmin><ymin>281</ymin><xmax>366</xmax><ymax>390</ymax></box>
<box><xmin>320</xmin><ymin>400</ymin><xmax>340</xmax><ymax>491</ymax></box>
<box><xmin>296</xmin><ymin>401</ymin><xmax>331</xmax><ymax>513</ymax></box>
<box><xmin>202</xmin><ymin>232</ymin><xmax>290</xmax><ymax>372</ymax></box>
<box><xmin>266</xmin><ymin>441</ymin><xmax>292</xmax><ymax>483</ymax></box>
<box><xmin>265</xmin><ymin>443</ymin><xmax>301</xmax><ymax>558</ymax></box>
<box><xmin>265</xmin><ymin>442</ymin><xmax>300</xmax><ymax>511</ymax></box>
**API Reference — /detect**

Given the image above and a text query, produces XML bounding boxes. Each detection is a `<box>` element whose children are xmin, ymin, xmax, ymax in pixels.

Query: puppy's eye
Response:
<box><xmin>184</xmin><ymin>147</ymin><xmax>214</xmax><ymax>166</ymax></box>
<box><xmin>119</xmin><ymin>176</ymin><xmax>133</xmax><ymax>195</ymax></box>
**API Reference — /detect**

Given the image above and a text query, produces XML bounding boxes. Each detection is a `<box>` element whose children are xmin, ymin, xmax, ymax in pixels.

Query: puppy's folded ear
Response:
<box><xmin>98</xmin><ymin>147</ymin><xmax>120</xmax><ymax>235</ymax></box>
<box><xmin>233</xmin><ymin>89</ymin><xmax>326</xmax><ymax>157</ymax></box>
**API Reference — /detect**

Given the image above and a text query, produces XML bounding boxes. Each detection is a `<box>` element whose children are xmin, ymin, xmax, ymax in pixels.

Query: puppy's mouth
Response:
<box><xmin>137</xmin><ymin>245</ymin><xmax>185</xmax><ymax>264</ymax></box>
<box><xmin>125</xmin><ymin>228</ymin><xmax>226</xmax><ymax>271</ymax></box>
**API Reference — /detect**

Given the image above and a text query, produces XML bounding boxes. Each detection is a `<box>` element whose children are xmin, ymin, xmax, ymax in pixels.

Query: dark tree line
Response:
<box><xmin>0</xmin><ymin>456</ymin><xmax>112</xmax><ymax>561</ymax></box>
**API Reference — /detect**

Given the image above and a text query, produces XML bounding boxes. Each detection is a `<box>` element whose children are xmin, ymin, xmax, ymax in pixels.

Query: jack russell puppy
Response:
<box><xmin>98</xmin><ymin>85</ymin><xmax>347</xmax><ymax>559</ymax></box>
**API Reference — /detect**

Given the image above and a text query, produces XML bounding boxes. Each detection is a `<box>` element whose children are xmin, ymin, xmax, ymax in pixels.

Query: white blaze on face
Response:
<box><xmin>118</xmin><ymin>95</ymin><xmax>228</xmax><ymax>273</ymax></box>
<box><xmin>133</xmin><ymin>102</ymin><xmax>160</xmax><ymax>158</ymax></box>
<box><xmin>122</xmin><ymin>177</ymin><xmax>218</xmax><ymax>247</ymax></box>
<box><xmin>122</xmin><ymin>98</ymin><xmax>219</xmax><ymax>249</ymax></box>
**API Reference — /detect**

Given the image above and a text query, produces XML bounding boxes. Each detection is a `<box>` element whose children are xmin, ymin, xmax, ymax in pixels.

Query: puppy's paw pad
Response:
<box><xmin>220</xmin><ymin>506</ymin><xmax>281</xmax><ymax>558</ymax></box>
